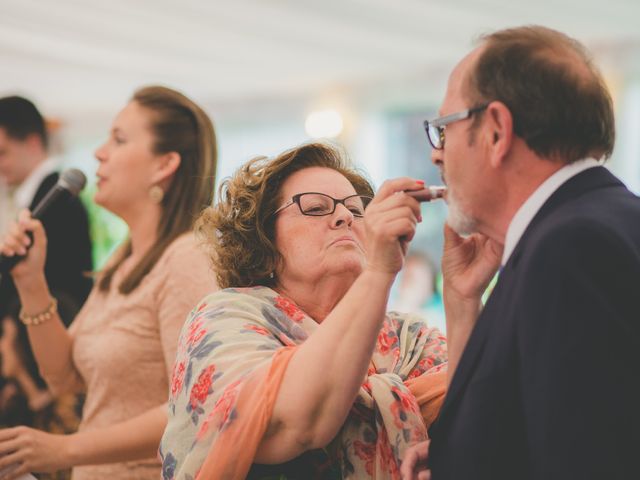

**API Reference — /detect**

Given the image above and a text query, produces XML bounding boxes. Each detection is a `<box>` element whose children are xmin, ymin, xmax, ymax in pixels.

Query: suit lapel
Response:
<box><xmin>524</xmin><ymin>166</ymin><xmax>621</xmax><ymax>234</ymax></box>
<box><xmin>437</xmin><ymin>166</ymin><xmax>623</xmax><ymax>420</ymax></box>
<box><xmin>437</xmin><ymin>270</ymin><xmax>508</xmax><ymax>416</ymax></box>
<box><xmin>29</xmin><ymin>172</ymin><xmax>59</xmax><ymax>211</ymax></box>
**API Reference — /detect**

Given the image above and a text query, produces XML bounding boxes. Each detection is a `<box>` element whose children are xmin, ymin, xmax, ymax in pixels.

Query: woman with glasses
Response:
<box><xmin>159</xmin><ymin>142</ymin><xmax>499</xmax><ymax>479</ymax></box>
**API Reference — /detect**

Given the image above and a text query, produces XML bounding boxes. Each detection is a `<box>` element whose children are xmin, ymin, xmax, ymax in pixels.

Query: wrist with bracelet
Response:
<box><xmin>19</xmin><ymin>297</ymin><xmax>58</xmax><ymax>326</ymax></box>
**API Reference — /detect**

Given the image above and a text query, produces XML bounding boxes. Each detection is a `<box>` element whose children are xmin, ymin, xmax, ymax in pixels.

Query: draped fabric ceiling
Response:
<box><xmin>1</xmin><ymin>0</ymin><xmax>639</xmax><ymax>118</ymax></box>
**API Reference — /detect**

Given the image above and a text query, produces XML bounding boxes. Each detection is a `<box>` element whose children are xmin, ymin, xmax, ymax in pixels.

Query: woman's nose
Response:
<box><xmin>331</xmin><ymin>203</ymin><xmax>354</xmax><ymax>228</ymax></box>
<box><xmin>94</xmin><ymin>142</ymin><xmax>108</xmax><ymax>162</ymax></box>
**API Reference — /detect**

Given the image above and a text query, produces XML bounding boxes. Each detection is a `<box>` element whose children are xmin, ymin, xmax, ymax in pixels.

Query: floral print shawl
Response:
<box><xmin>160</xmin><ymin>286</ymin><xmax>447</xmax><ymax>479</ymax></box>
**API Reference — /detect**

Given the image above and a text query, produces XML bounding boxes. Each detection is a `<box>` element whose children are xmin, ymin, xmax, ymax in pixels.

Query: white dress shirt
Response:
<box><xmin>501</xmin><ymin>158</ymin><xmax>602</xmax><ymax>266</ymax></box>
<box><xmin>13</xmin><ymin>157</ymin><xmax>58</xmax><ymax>210</ymax></box>
<box><xmin>0</xmin><ymin>178</ymin><xmax>13</xmax><ymax>235</ymax></box>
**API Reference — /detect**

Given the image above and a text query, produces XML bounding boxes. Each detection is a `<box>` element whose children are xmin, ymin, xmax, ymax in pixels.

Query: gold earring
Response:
<box><xmin>149</xmin><ymin>185</ymin><xmax>164</xmax><ymax>204</ymax></box>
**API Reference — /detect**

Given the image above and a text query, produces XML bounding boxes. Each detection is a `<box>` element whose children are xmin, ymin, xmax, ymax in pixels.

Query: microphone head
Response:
<box><xmin>58</xmin><ymin>169</ymin><xmax>87</xmax><ymax>196</ymax></box>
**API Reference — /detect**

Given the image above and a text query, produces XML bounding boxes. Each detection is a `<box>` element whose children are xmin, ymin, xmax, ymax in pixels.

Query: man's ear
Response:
<box><xmin>24</xmin><ymin>133</ymin><xmax>44</xmax><ymax>154</ymax></box>
<box><xmin>484</xmin><ymin>101</ymin><xmax>513</xmax><ymax>168</ymax></box>
<box><xmin>151</xmin><ymin>151</ymin><xmax>181</xmax><ymax>186</ymax></box>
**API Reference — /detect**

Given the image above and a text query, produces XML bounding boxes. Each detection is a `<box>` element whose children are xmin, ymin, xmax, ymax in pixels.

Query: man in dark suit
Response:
<box><xmin>401</xmin><ymin>26</ymin><xmax>640</xmax><ymax>480</ymax></box>
<box><xmin>0</xmin><ymin>96</ymin><xmax>92</xmax><ymax>323</ymax></box>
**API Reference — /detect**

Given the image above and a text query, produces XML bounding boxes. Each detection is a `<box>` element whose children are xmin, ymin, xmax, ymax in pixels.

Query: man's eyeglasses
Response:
<box><xmin>274</xmin><ymin>192</ymin><xmax>373</xmax><ymax>218</ymax></box>
<box><xmin>423</xmin><ymin>104</ymin><xmax>489</xmax><ymax>150</ymax></box>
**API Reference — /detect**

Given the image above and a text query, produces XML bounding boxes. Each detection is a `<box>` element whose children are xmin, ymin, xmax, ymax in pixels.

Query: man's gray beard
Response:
<box><xmin>446</xmin><ymin>191</ymin><xmax>478</xmax><ymax>236</ymax></box>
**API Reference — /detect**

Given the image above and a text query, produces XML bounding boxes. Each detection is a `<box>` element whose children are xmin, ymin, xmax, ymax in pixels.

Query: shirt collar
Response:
<box><xmin>501</xmin><ymin>158</ymin><xmax>602</xmax><ymax>266</ymax></box>
<box><xmin>14</xmin><ymin>157</ymin><xmax>59</xmax><ymax>209</ymax></box>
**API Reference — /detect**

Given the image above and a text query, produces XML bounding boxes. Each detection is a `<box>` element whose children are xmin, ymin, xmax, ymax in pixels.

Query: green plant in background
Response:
<box><xmin>80</xmin><ymin>184</ymin><xmax>128</xmax><ymax>270</ymax></box>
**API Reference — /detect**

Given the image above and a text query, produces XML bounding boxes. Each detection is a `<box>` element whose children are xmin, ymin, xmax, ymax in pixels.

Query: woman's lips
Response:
<box><xmin>331</xmin><ymin>236</ymin><xmax>356</xmax><ymax>246</ymax></box>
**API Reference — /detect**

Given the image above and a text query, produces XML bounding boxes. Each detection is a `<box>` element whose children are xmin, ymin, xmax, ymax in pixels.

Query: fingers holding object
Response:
<box><xmin>1</xmin><ymin>210</ymin><xmax>46</xmax><ymax>258</ymax></box>
<box><xmin>376</xmin><ymin>178</ymin><xmax>425</xmax><ymax>201</ymax></box>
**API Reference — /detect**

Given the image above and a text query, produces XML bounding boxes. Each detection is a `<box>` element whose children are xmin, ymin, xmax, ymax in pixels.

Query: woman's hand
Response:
<box><xmin>0</xmin><ymin>210</ymin><xmax>48</xmax><ymax>288</ymax></box>
<box><xmin>441</xmin><ymin>224</ymin><xmax>502</xmax><ymax>302</ymax></box>
<box><xmin>0</xmin><ymin>427</ymin><xmax>73</xmax><ymax>479</ymax></box>
<box><xmin>364</xmin><ymin>178</ymin><xmax>424</xmax><ymax>275</ymax></box>
<box><xmin>401</xmin><ymin>439</ymin><xmax>431</xmax><ymax>480</ymax></box>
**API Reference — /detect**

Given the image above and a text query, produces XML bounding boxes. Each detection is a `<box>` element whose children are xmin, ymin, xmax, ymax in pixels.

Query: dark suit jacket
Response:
<box><xmin>0</xmin><ymin>171</ymin><xmax>93</xmax><ymax>323</ymax></box>
<box><xmin>429</xmin><ymin>167</ymin><xmax>640</xmax><ymax>480</ymax></box>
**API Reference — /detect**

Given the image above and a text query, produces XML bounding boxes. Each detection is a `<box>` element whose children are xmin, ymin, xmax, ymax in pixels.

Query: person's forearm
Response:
<box><xmin>14</xmin><ymin>369</ymin><xmax>39</xmax><ymax>399</ymax></box>
<box><xmin>261</xmin><ymin>270</ymin><xmax>394</xmax><ymax>460</ymax></box>
<box><xmin>14</xmin><ymin>368</ymin><xmax>51</xmax><ymax>409</ymax></box>
<box><xmin>67</xmin><ymin>404</ymin><xmax>167</xmax><ymax>466</ymax></box>
<box><xmin>16</xmin><ymin>273</ymin><xmax>78</xmax><ymax>394</ymax></box>
<box><xmin>443</xmin><ymin>289</ymin><xmax>481</xmax><ymax>386</ymax></box>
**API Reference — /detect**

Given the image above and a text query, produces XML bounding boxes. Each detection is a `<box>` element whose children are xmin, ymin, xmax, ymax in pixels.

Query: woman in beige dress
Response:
<box><xmin>0</xmin><ymin>86</ymin><xmax>218</xmax><ymax>479</ymax></box>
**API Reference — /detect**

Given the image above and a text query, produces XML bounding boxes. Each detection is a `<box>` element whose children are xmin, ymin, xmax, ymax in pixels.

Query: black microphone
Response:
<box><xmin>0</xmin><ymin>168</ymin><xmax>87</xmax><ymax>275</ymax></box>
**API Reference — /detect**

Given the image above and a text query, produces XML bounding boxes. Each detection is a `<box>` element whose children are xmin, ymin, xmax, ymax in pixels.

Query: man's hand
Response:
<box><xmin>401</xmin><ymin>440</ymin><xmax>431</xmax><ymax>480</ymax></box>
<box><xmin>441</xmin><ymin>224</ymin><xmax>502</xmax><ymax>302</ymax></box>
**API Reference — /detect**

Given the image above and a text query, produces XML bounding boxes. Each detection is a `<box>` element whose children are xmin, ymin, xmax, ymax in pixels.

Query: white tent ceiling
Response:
<box><xmin>1</xmin><ymin>0</ymin><xmax>639</xmax><ymax>119</ymax></box>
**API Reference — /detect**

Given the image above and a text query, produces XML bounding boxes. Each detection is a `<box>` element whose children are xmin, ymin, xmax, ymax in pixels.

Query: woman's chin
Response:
<box><xmin>328</xmin><ymin>254</ymin><xmax>365</xmax><ymax>277</ymax></box>
<box><xmin>93</xmin><ymin>193</ymin><xmax>118</xmax><ymax>216</ymax></box>
<box><xmin>93</xmin><ymin>191</ymin><xmax>105</xmax><ymax>207</ymax></box>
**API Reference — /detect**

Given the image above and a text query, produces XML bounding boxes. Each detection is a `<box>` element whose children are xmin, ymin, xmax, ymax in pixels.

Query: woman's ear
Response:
<box><xmin>151</xmin><ymin>151</ymin><xmax>181</xmax><ymax>185</ymax></box>
<box><xmin>485</xmin><ymin>101</ymin><xmax>513</xmax><ymax>168</ymax></box>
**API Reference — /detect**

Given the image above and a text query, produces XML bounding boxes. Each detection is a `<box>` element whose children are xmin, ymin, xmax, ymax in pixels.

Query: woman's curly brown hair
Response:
<box><xmin>196</xmin><ymin>142</ymin><xmax>375</xmax><ymax>289</ymax></box>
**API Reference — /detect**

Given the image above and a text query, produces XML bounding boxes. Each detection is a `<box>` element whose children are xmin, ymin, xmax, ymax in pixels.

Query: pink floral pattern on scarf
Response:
<box><xmin>160</xmin><ymin>287</ymin><xmax>446</xmax><ymax>479</ymax></box>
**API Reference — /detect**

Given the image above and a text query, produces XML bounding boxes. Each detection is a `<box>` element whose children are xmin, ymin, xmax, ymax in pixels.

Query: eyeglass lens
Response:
<box><xmin>427</xmin><ymin>124</ymin><xmax>444</xmax><ymax>149</ymax></box>
<box><xmin>299</xmin><ymin>193</ymin><xmax>370</xmax><ymax>216</ymax></box>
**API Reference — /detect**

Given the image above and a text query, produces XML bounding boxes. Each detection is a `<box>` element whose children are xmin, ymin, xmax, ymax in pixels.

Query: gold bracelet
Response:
<box><xmin>19</xmin><ymin>298</ymin><xmax>58</xmax><ymax>326</ymax></box>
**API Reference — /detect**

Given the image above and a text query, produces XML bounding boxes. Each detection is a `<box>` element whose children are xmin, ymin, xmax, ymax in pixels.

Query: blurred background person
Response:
<box><xmin>391</xmin><ymin>250</ymin><xmax>445</xmax><ymax>333</ymax></box>
<box><xmin>0</xmin><ymin>95</ymin><xmax>93</xmax><ymax>327</ymax></box>
<box><xmin>160</xmin><ymin>142</ymin><xmax>499</xmax><ymax>479</ymax></box>
<box><xmin>0</xmin><ymin>301</ymin><xmax>82</xmax><ymax>480</ymax></box>
<box><xmin>0</xmin><ymin>97</ymin><xmax>92</xmax><ymax>477</ymax></box>
<box><xmin>0</xmin><ymin>85</ymin><xmax>218</xmax><ymax>480</ymax></box>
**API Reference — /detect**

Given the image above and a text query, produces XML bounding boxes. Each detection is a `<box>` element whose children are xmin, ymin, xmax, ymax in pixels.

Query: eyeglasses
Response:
<box><xmin>274</xmin><ymin>192</ymin><xmax>373</xmax><ymax>218</ymax></box>
<box><xmin>423</xmin><ymin>104</ymin><xmax>489</xmax><ymax>150</ymax></box>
